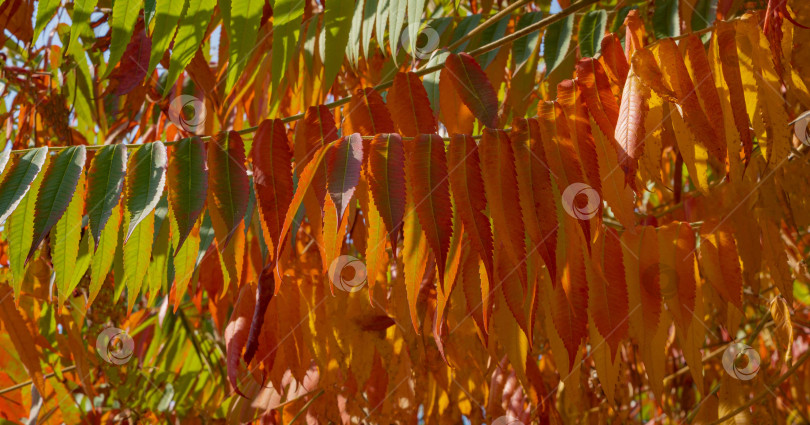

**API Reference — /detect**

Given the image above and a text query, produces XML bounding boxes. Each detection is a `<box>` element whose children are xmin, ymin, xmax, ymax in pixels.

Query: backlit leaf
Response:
<box><xmin>125</xmin><ymin>141</ymin><xmax>167</xmax><ymax>241</ymax></box>
<box><xmin>326</xmin><ymin>133</ymin><xmax>363</xmax><ymax>225</ymax></box>
<box><xmin>168</xmin><ymin>137</ymin><xmax>208</xmax><ymax>252</ymax></box>
<box><xmin>366</xmin><ymin>133</ymin><xmax>406</xmax><ymax>257</ymax></box>
<box><xmin>86</xmin><ymin>144</ymin><xmax>127</xmax><ymax>247</ymax></box>
<box><xmin>52</xmin><ymin>173</ymin><xmax>86</xmax><ymax>308</ymax></box>
<box><xmin>578</xmin><ymin>10</ymin><xmax>606</xmax><ymax>58</ymax></box>
<box><xmin>252</xmin><ymin>119</ymin><xmax>294</xmax><ymax>255</ymax></box>
<box><xmin>207</xmin><ymin>131</ymin><xmax>249</xmax><ymax>248</ymax></box>
<box><xmin>387</xmin><ymin>72</ymin><xmax>438</xmax><ymax>136</ymax></box>
<box><xmin>444</xmin><ymin>53</ymin><xmax>500</xmax><ymax>128</ymax></box>
<box><xmin>28</xmin><ymin>146</ymin><xmax>86</xmax><ymax>263</ymax></box>
<box><xmin>0</xmin><ymin>147</ymin><xmax>48</xmax><ymax>224</ymax></box>
<box><xmin>103</xmin><ymin>0</ymin><xmax>143</xmax><ymax>78</ymax></box>
<box><xmin>163</xmin><ymin>0</ymin><xmax>216</xmax><ymax>95</ymax></box>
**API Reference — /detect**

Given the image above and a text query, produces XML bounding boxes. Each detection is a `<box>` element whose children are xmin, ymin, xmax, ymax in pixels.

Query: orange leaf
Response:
<box><xmin>551</xmin><ymin>230</ymin><xmax>588</xmax><ymax>368</ymax></box>
<box><xmin>623</xmin><ymin>10</ymin><xmax>646</xmax><ymax>58</ymax></box>
<box><xmin>599</xmin><ymin>33</ymin><xmax>629</xmax><ymax>89</ymax></box>
<box><xmin>621</xmin><ymin>225</ymin><xmax>662</xmax><ymax>343</ymax></box>
<box><xmin>656</xmin><ymin>38</ymin><xmax>725</xmax><ymax>163</ymax></box>
<box><xmin>439</xmin><ymin>66</ymin><xmax>475</xmax><ymax>135</ymax></box>
<box><xmin>588</xmin><ymin>228</ymin><xmax>629</xmax><ymax>356</ymax></box>
<box><xmin>575</xmin><ymin>58</ymin><xmax>620</xmax><ymax>140</ymax></box>
<box><xmin>447</xmin><ymin>133</ymin><xmax>495</xmax><ymax>286</ymax></box>
<box><xmin>557</xmin><ymin>80</ymin><xmax>602</xmax><ymax>199</ymax></box>
<box><xmin>479</xmin><ymin>129</ymin><xmax>528</xmax><ymax>290</ymax></box>
<box><xmin>244</xmin><ymin>266</ymin><xmax>275</xmax><ymax>364</ymax></box>
<box><xmin>698</xmin><ymin>222</ymin><xmax>743</xmax><ymax>310</ymax></box>
<box><xmin>657</xmin><ymin>221</ymin><xmax>697</xmax><ymax>333</ymax></box>
<box><xmin>404</xmin><ymin>134</ymin><xmax>453</xmax><ymax>288</ymax></box>
<box><xmin>387</xmin><ymin>72</ymin><xmax>437</xmax><ymax>137</ymax></box>
<box><xmin>252</xmin><ymin>119</ymin><xmax>294</xmax><ymax>257</ymax></box>
<box><xmin>444</xmin><ymin>52</ymin><xmax>500</xmax><ymax>128</ymax></box>
<box><xmin>510</xmin><ymin>118</ymin><xmax>557</xmax><ymax>281</ymax></box>
<box><xmin>682</xmin><ymin>34</ymin><xmax>727</xmax><ymax>163</ymax></box>
<box><xmin>365</xmin><ymin>133</ymin><xmax>407</xmax><ymax>257</ymax></box>
<box><xmin>0</xmin><ymin>286</ymin><xmax>46</xmax><ymax>395</ymax></box>
<box><xmin>715</xmin><ymin>21</ymin><xmax>753</xmax><ymax>166</ymax></box>
<box><xmin>345</xmin><ymin>87</ymin><xmax>396</xmax><ymax>135</ymax></box>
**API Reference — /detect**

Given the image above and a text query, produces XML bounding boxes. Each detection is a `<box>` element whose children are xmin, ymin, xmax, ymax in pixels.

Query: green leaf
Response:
<box><xmin>578</xmin><ymin>10</ymin><xmax>607</xmax><ymax>58</ymax></box>
<box><xmin>68</xmin><ymin>0</ymin><xmax>99</xmax><ymax>52</ymax></box>
<box><xmin>653</xmin><ymin>0</ymin><xmax>680</xmax><ymax>39</ymax></box>
<box><xmin>28</xmin><ymin>146</ymin><xmax>87</xmax><ymax>263</ymax></box>
<box><xmin>34</xmin><ymin>0</ymin><xmax>60</xmax><ymax>42</ymax></box>
<box><xmin>388</xmin><ymin>0</ymin><xmax>406</xmax><ymax>62</ymax></box>
<box><xmin>70</xmin><ymin>224</ymin><xmax>94</xmax><ymax>294</ymax></box>
<box><xmin>147</xmin><ymin>0</ymin><xmax>186</xmax><ymax>74</ymax></box>
<box><xmin>476</xmin><ymin>15</ymin><xmax>509</xmax><ymax>69</ymax></box>
<box><xmin>691</xmin><ymin>0</ymin><xmax>716</xmax><ymax>37</ymax></box>
<box><xmin>450</xmin><ymin>14</ymin><xmax>481</xmax><ymax>53</ymax></box>
<box><xmin>0</xmin><ymin>150</ymin><xmax>8</xmax><ymax>175</ymax></box>
<box><xmin>86</xmin><ymin>144</ymin><xmax>127</xmax><ymax>247</ymax></box>
<box><xmin>168</xmin><ymin>137</ymin><xmax>208</xmax><ymax>252</ymax></box>
<box><xmin>89</xmin><ymin>203</ymin><xmax>122</xmax><ymax>308</ymax></box>
<box><xmin>52</xmin><ymin>173</ymin><xmax>86</xmax><ymax>308</ymax></box>
<box><xmin>103</xmin><ymin>0</ymin><xmax>144</xmax><ymax>78</ymax></box>
<box><xmin>423</xmin><ymin>50</ymin><xmax>449</xmax><ymax>113</ymax></box>
<box><xmin>406</xmin><ymin>0</ymin><xmax>426</xmax><ymax>60</ymax></box>
<box><xmin>6</xmin><ymin>157</ymin><xmax>48</xmax><ymax>300</ymax></box>
<box><xmin>320</xmin><ymin>0</ymin><xmax>355</xmax><ymax>94</ymax></box>
<box><xmin>144</xmin><ymin>0</ymin><xmax>157</xmax><ymax>27</ymax></box>
<box><xmin>346</xmin><ymin>0</ymin><xmax>364</xmax><ymax>68</ymax></box>
<box><xmin>163</xmin><ymin>0</ymin><xmax>217</xmax><ymax>96</ymax></box>
<box><xmin>270</xmin><ymin>0</ymin><xmax>305</xmax><ymax>99</ymax></box>
<box><xmin>146</xmin><ymin>205</ymin><xmax>171</xmax><ymax>307</ymax></box>
<box><xmin>171</xmin><ymin>207</ymin><xmax>200</xmax><ymax>307</ymax></box>
<box><xmin>124</xmin><ymin>209</ymin><xmax>155</xmax><ymax>313</ymax></box>
<box><xmin>375</xmin><ymin>0</ymin><xmax>390</xmax><ymax>54</ymax></box>
<box><xmin>513</xmin><ymin>12</ymin><xmax>544</xmax><ymax>70</ymax></box>
<box><xmin>543</xmin><ymin>13</ymin><xmax>574</xmax><ymax>78</ymax></box>
<box><xmin>224</xmin><ymin>0</ymin><xmax>263</xmax><ymax>91</ymax></box>
<box><xmin>125</xmin><ymin>141</ymin><xmax>167</xmax><ymax>241</ymax></box>
<box><xmin>0</xmin><ymin>147</ymin><xmax>48</xmax><ymax>224</ymax></box>
<box><xmin>362</xmin><ymin>0</ymin><xmax>376</xmax><ymax>58</ymax></box>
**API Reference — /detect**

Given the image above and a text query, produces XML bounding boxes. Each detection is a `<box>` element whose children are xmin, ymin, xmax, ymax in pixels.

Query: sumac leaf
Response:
<box><xmin>207</xmin><ymin>131</ymin><xmax>249</xmax><ymax>248</ymax></box>
<box><xmin>168</xmin><ymin>137</ymin><xmax>208</xmax><ymax>252</ymax></box>
<box><xmin>444</xmin><ymin>53</ymin><xmax>500</xmax><ymax>128</ymax></box>
<box><xmin>86</xmin><ymin>144</ymin><xmax>126</xmax><ymax>247</ymax></box>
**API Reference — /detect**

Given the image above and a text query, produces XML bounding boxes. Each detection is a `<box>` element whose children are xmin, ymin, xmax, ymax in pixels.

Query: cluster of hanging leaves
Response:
<box><xmin>2</xmin><ymin>0</ymin><xmax>810</xmax><ymax>423</ymax></box>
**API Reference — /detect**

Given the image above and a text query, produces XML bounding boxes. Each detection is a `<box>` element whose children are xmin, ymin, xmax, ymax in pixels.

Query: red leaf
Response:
<box><xmin>510</xmin><ymin>118</ymin><xmax>557</xmax><ymax>282</ymax></box>
<box><xmin>599</xmin><ymin>33</ymin><xmax>629</xmax><ymax>88</ymax></box>
<box><xmin>110</xmin><ymin>24</ymin><xmax>150</xmax><ymax>95</ymax></box>
<box><xmin>207</xmin><ymin>131</ymin><xmax>250</xmax><ymax>248</ymax></box>
<box><xmin>614</xmin><ymin>70</ymin><xmax>649</xmax><ymax>187</ymax></box>
<box><xmin>365</xmin><ymin>133</ymin><xmax>407</xmax><ymax>257</ymax></box>
<box><xmin>589</xmin><ymin>228</ymin><xmax>629</xmax><ymax>357</ymax></box>
<box><xmin>387</xmin><ymin>72</ymin><xmax>437</xmax><ymax>137</ymax></box>
<box><xmin>243</xmin><ymin>265</ymin><xmax>275</xmax><ymax>363</ymax></box>
<box><xmin>551</xmin><ymin>236</ymin><xmax>588</xmax><ymax>368</ymax></box>
<box><xmin>252</xmin><ymin>119</ymin><xmax>294</xmax><ymax>255</ymax></box>
<box><xmin>225</xmin><ymin>283</ymin><xmax>255</xmax><ymax>398</ymax></box>
<box><xmin>682</xmin><ymin>34</ymin><xmax>727</xmax><ymax>163</ymax></box>
<box><xmin>479</xmin><ymin>129</ymin><xmax>528</xmax><ymax>290</ymax></box>
<box><xmin>345</xmin><ymin>88</ymin><xmax>396</xmax><ymax>135</ymax></box>
<box><xmin>444</xmin><ymin>53</ymin><xmax>500</xmax><ymax>128</ymax></box>
<box><xmin>575</xmin><ymin>58</ymin><xmax>620</xmax><ymax>140</ymax></box>
<box><xmin>301</xmin><ymin>105</ymin><xmax>338</xmax><ymax>203</ymax></box>
<box><xmin>447</xmin><ymin>134</ymin><xmax>495</xmax><ymax>286</ymax></box>
<box><xmin>557</xmin><ymin>80</ymin><xmax>602</xmax><ymax>198</ymax></box>
<box><xmin>404</xmin><ymin>134</ymin><xmax>453</xmax><ymax>287</ymax></box>
<box><xmin>326</xmin><ymin>133</ymin><xmax>364</xmax><ymax>225</ymax></box>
